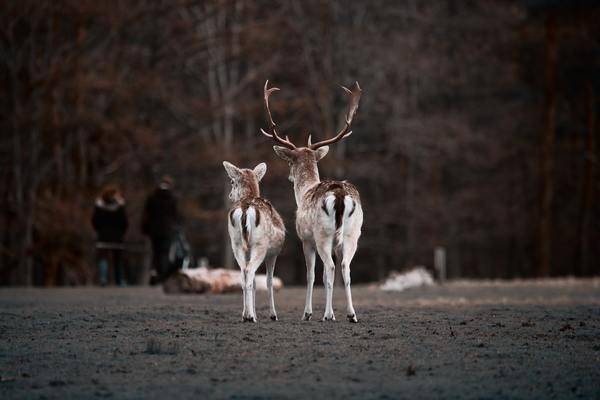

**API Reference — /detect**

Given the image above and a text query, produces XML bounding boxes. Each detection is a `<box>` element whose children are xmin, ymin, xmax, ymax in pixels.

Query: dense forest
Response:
<box><xmin>1</xmin><ymin>0</ymin><xmax>598</xmax><ymax>286</ymax></box>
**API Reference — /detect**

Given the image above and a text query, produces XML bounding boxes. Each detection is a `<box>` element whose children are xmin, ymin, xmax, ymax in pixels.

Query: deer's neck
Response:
<box><xmin>238</xmin><ymin>181</ymin><xmax>260</xmax><ymax>202</ymax></box>
<box><xmin>293</xmin><ymin>162</ymin><xmax>320</xmax><ymax>207</ymax></box>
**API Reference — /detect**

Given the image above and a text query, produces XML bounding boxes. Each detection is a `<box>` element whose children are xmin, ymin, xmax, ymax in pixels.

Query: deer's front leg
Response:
<box><xmin>265</xmin><ymin>254</ymin><xmax>278</xmax><ymax>321</ymax></box>
<box><xmin>302</xmin><ymin>241</ymin><xmax>316</xmax><ymax>321</ymax></box>
<box><xmin>252</xmin><ymin>275</ymin><xmax>256</xmax><ymax>320</ymax></box>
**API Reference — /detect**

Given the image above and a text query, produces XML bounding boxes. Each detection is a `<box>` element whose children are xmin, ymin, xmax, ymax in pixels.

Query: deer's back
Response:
<box><xmin>306</xmin><ymin>180</ymin><xmax>361</xmax><ymax>204</ymax></box>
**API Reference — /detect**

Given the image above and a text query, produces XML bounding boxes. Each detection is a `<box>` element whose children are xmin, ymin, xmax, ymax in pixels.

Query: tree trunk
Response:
<box><xmin>576</xmin><ymin>83</ymin><xmax>595</xmax><ymax>276</ymax></box>
<box><xmin>538</xmin><ymin>15</ymin><xmax>557</xmax><ymax>277</ymax></box>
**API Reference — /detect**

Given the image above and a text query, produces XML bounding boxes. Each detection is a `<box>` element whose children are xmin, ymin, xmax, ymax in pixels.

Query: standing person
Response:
<box><xmin>92</xmin><ymin>186</ymin><xmax>128</xmax><ymax>286</ymax></box>
<box><xmin>141</xmin><ymin>175</ymin><xmax>180</xmax><ymax>284</ymax></box>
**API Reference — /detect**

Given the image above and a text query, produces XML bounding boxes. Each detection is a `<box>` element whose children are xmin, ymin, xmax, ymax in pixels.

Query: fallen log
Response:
<box><xmin>163</xmin><ymin>267</ymin><xmax>283</xmax><ymax>294</ymax></box>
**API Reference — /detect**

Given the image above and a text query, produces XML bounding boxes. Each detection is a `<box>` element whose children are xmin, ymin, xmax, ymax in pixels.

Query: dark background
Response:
<box><xmin>1</xmin><ymin>0</ymin><xmax>598</xmax><ymax>286</ymax></box>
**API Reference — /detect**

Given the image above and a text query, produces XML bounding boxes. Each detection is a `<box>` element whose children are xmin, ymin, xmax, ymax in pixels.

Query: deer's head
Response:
<box><xmin>222</xmin><ymin>161</ymin><xmax>267</xmax><ymax>202</ymax></box>
<box><xmin>260</xmin><ymin>81</ymin><xmax>362</xmax><ymax>184</ymax></box>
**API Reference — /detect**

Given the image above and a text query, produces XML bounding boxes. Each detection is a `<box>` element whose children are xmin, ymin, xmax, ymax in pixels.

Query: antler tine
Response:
<box><xmin>263</xmin><ymin>80</ymin><xmax>279</xmax><ymax>128</ymax></box>
<box><xmin>309</xmin><ymin>81</ymin><xmax>362</xmax><ymax>150</ymax></box>
<box><xmin>261</xmin><ymin>80</ymin><xmax>297</xmax><ymax>149</ymax></box>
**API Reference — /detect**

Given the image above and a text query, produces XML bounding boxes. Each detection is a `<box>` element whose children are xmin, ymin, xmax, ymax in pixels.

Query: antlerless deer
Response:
<box><xmin>261</xmin><ymin>81</ymin><xmax>363</xmax><ymax>323</ymax></box>
<box><xmin>223</xmin><ymin>161</ymin><xmax>285</xmax><ymax>322</ymax></box>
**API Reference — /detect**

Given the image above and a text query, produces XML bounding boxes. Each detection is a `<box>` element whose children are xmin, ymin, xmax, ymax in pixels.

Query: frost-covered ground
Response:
<box><xmin>1</xmin><ymin>279</ymin><xmax>599</xmax><ymax>399</ymax></box>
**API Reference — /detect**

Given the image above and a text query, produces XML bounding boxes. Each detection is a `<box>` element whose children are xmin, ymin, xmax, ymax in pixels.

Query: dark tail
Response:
<box><xmin>321</xmin><ymin>188</ymin><xmax>346</xmax><ymax>229</ymax></box>
<box><xmin>334</xmin><ymin>190</ymin><xmax>345</xmax><ymax>229</ymax></box>
<box><xmin>230</xmin><ymin>207</ymin><xmax>259</xmax><ymax>252</ymax></box>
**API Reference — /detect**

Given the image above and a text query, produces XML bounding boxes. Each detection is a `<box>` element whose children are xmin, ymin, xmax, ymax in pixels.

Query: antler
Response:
<box><xmin>308</xmin><ymin>81</ymin><xmax>362</xmax><ymax>150</ymax></box>
<box><xmin>260</xmin><ymin>80</ymin><xmax>297</xmax><ymax>149</ymax></box>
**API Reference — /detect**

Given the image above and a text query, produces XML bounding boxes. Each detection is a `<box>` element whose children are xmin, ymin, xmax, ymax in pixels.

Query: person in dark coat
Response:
<box><xmin>141</xmin><ymin>175</ymin><xmax>181</xmax><ymax>284</ymax></box>
<box><xmin>92</xmin><ymin>186</ymin><xmax>128</xmax><ymax>286</ymax></box>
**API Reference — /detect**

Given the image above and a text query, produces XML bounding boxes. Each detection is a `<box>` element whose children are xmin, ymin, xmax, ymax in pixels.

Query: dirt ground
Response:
<box><xmin>1</xmin><ymin>279</ymin><xmax>599</xmax><ymax>399</ymax></box>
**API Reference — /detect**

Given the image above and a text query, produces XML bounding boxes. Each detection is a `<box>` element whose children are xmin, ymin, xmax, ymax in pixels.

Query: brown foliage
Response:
<box><xmin>1</xmin><ymin>1</ymin><xmax>598</xmax><ymax>285</ymax></box>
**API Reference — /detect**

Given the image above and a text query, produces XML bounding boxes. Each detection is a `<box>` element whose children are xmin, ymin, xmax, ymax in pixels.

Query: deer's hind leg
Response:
<box><xmin>242</xmin><ymin>245</ymin><xmax>268</xmax><ymax>323</ymax></box>
<box><xmin>315</xmin><ymin>239</ymin><xmax>336</xmax><ymax>321</ymax></box>
<box><xmin>302</xmin><ymin>241</ymin><xmax>316</xmax><ymax>320</ymax></box>
<box><xmin>340</xmin><ymin>238</ymin><xmax>358</xmax><ymax>323</ymax></box>
<box><xmin>232</xmin><ymin>245</ymin><xmax>250</xmax><ymax>321</ymax></box>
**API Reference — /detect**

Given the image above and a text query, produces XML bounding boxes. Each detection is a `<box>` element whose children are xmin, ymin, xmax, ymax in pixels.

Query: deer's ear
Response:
<box><xmin>222</xmin><ymin>161</ymin><xmax>240</xmax><ymax>180</ymax></box>
<box><xmin>273</xmin><ymin>146</ymin><xmax>294</xmax><ymax>163</ymax></box>
<box><xmin>253</xmin><ymin>162</ymin><xmax>267</xmax><ymax>181</ymax></box>
<box><xmin>314</xmin><ymin>146</ymin><xmax>329</xmax><ymax>161</ymax></box>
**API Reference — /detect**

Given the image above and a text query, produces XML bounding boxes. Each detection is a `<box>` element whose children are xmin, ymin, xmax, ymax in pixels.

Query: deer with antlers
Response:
<box><xmin>261</xmin><ymin>80</ymin><xmax>363</xmax><ymax>322</ymax></box>
<box><xmin>223</xmin><ymin>161</ymin><xmax>285</xmax><ymax>322</ymax></box>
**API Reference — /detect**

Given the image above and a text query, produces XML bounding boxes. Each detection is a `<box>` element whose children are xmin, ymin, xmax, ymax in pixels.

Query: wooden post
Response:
<box><xmin>434</xmin><ymin>246</ymin><xmax>446</xmax><ymax>283</ymax></box>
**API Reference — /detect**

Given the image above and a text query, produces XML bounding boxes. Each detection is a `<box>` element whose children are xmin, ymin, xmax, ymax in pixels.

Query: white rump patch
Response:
<box><xmin>343</xmin><ymin>195</ymin><xmax>354</xmax><ymax>218</ymax></box>
<box><xmin>324</xmin><ymin>194</ymin><xmax>336</xmax><ymax>218</ymax></box>
<box><xmin>231</xmin><ymin>208</ymin><xmax>243</xmax><ymax>226</ymax></box>
<box><xmin>246</xmin><ymin>207</ymin><xmax>256</xmax><ymax>230</ymax></box>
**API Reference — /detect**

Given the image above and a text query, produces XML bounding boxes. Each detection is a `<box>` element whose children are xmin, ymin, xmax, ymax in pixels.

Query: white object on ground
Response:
<box><xmin>380</xmin><ymin>267</ymin><xmax>434</xmax><ymax>291</ymax></box>
<box><xmin>163</xmin><ymin>267</ymin><xmax>283</xmax><ymax>294</ymax></box>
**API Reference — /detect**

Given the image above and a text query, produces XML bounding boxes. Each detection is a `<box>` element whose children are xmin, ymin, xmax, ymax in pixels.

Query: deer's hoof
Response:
<box><xmin>243</xmin><ymin>316</ymin><xmax>257</xmax><ymax>323</ymax></box>
<box><xmin>347</xmin><ymin>314</ymin><xmax>358</xmax><ymax>323</ymax></box>
<box><xmin>270</xmin><ymin>315</ymin><xmax>278</xmax><ymax>321</ymax></box>
<box><xmin>322</xmin><ymin>314</ymin><xmax>336</xmax><ymax>322</ymax></box>
<box><xmin>302</xmin><ymin>313</ymin><xmax>312</xmax><ymax>321</ymax></box>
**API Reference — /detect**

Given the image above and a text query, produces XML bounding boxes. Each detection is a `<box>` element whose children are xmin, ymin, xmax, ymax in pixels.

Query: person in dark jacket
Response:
<box><xmin>141</xmin><ymin>175</ymin><xmax>180</xmax><ymax>284</ymax></box>
<box><xmin>92</xmin><ymin>186</ymin><xmax>128</xmax><ymax>286</ymax></box>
